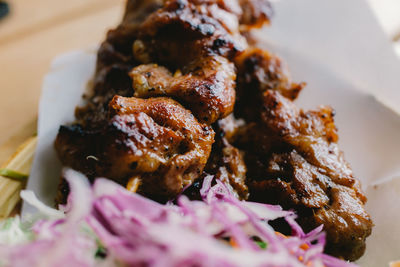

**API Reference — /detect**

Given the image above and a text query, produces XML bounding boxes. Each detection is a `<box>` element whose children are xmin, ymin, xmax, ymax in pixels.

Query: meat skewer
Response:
<box><xmin>233</xmin><ymin>90</ymin><xmax>373</xmax><ymax>260</ymax></box>
<box><xmin>57</xmin><ymin>0</ymin><xmax>272</xmax><ymax>197</ymax></box>
<box><xmin>54</xmin><ymin>0</ymin><xmax>372</xmax><ymax>261</ymax></box>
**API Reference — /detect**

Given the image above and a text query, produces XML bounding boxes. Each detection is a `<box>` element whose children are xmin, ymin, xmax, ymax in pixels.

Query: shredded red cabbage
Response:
<box><xmin>0</xmin><ymin>169</ymin><xmax>358</xmax><ymax>267</ymax></box>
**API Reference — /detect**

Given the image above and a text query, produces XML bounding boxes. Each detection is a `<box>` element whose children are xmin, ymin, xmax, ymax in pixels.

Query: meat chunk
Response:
<box><xmin>133</xmin><ymin>0</ymin><xmax>272</xmax><ymax>64</ymax></box>
<box><xmin>184</xmin><ymin>139</ymin><xmax>248</xmax><ymax>201</ymax></box>
<box><xmin>184</xmin><ymin>114</ymin><xmax>248</xmax><ymax>200</ymax></box>
<box><xmin>75</xmin><ymin>0</ymin><xmax>165</xmax><ymax>127</ymax></box>
<box><xmin>234</xmin><ymin>48</ymin><xmax>304</xmax><ymax>121</ymax></box>
<box><xmin>261</xmin><ymin>90</ymin><xmax>357</xmax><ymax>189</ymax></box>
<box><xmin>249</xmin><ymin>150</ymin><xmax>372</xmax><ymax>261</ymax></box>
<box><xmin>238</xmin><ymin>0</ymin><xmax>273</xmax><ymax>29</ymax></box>
<box><xmin>236</xmin><ymin>90</ymin><xmax>372</xmax><ymax>261</ymax></box>
<box><xmin>128</xmin><ymin>0</ymin><xmax>245</xmax><ymax>124</ymax></box>
<box><xmin>205</xmin><ymin>116</ymin><xmax>248</xmax><ymax>199</ymax></box>
<box><xmin>56</xmin><ymin>96</ymin><xmax>214</xmax><ymax>201</ymax></box>
<box><xmin>132</xmin><ymin>0</ymin><xmax>247</xmax><ymax>66</ymax></box>
<box><xmin>130</xmin><ymin>55</ymin><xmax>236</xmax><ymax>124</ymax></box>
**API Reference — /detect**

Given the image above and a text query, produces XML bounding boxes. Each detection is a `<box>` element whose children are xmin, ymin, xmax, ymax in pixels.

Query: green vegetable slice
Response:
<box><xmin>0</xmin><ymin>168</ymin><xmax>28</xmax><ymax>180</ymax></box>
<box><xmin>255</xmin><ymin>241</ymin><xmax>267</xmax><ymax>249</ymax></box>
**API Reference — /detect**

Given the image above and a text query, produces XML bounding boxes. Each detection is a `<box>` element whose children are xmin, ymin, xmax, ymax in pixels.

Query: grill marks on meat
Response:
<box><xmin>56</xmin><ymin>96</ymin><xmax>214</xmax><ymax>201</ymax></box>
<box><xmin>238</xmin><ymin>0</ymin><xmax>273</xmax><ymax>29</ymax></box>
<box><xmin>234</xmin><ymin>48</ymin><xmax>304</xmax><ymax>121</ymax></box>
<box><xmin>134</xmin><ymin>0</ymin><xmax>247</xmax><ymax>62</ymax></box>
<box><xmin>133</xmin><ymin>0</ymin><xmax>271</xmax><ymax>65</ymax></box>
<box><xmin>130</xmin><ymin>0</ymin><xmax>245</xmax><ymax>123</ymax></box>
<box><xmin>76</xmin><ymin>0</ymin><xmax>273</xmax><ymax>127</ymax></box>
<box><xmin>204</xmin><ymin>115</ymin><xmax>248</xmax><ymax>199</ymax></box>
<box><xmin>261</xmin><ymin>91</ymin><xmax>357</xmax><ymax>189</ymax></box>
<box><xmin>57</xmin><ymin>0</ymin><xmax>272</xmax><ymax>201</ymax></box>
<box><xmin>75</xmin><ymin>0</ymin><xmax>165</xmax><ymax>128</ymax></box>
<box><xmin>130</xmin><ymin>55</ymin><xmax>236</xmax><ymax>124</ymax></box>
<box><xmin>128</xmin><ymin>0</ymin><xmax>272</xmax><ymax>123</ymax></box>
<box><xmin>183</xmin><ymin>114</ymin><xmax>248</xmax><ymax>200</ymax></box>
<box><xmin>238</xmin><ymin>90</ymin><xmax>372</xmax><ymax>261</ymax></box>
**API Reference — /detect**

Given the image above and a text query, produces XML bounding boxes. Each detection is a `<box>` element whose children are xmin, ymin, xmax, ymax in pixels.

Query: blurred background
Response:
<box><xmin>0</xmin><ymin>0</ymin><xmax>399</xmax><ymax>164</ymax></box>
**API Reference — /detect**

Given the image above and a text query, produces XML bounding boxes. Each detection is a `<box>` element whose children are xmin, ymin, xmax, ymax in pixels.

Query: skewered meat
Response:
<box><xmin>184</xmin><ymin>114</ymin><xmax>248</xmax><ymax>200</ymax></box>
<box><xmin>130</xmin><ymin>55</ymin><xmax>236</xmax><ymax>124</ymax></box>
<box><xmin>76</xmin><ymin>0</ymin><xmax>273</xmax><ymax>128</ymax></box>
<box><xmin>234</xmin><ymin>47</ymin><xmax>304</xmax><ymax>121</ymax></box>
<box><xmin>133</xmin><ymin>0</ymin><xmax>272</xmax><ymax>65</ymax></box>
<box><xmin>238</xmin><ymin>0</ymin><xmax>273</xmax><ymax>29</ymax></box>
<box><xmin>205</xmin><ymin>115</ymin><xmax>248</xmax><ymax>199</ymax></box>
<box><xmin>58</xmin><ymin>0</ymin><xmax>273</xmax><ymax>198</ymax></box>
<box><xmin>236</xmin><ymin>90</ymin><xmax>372</xmax><ymax>261</ymax></box>
<box><xmin>75</xmin><ymin>0</ymin><xmax>165</xmax><ymax>128</ymax></box>
<box><xmin>129</xmin><ymin>0</ymin><xmax>246</xmax><ymax>123</ymax></box>
<box><xmin>56</xmin><ymin>96</ymin><xmax>214</xmax><ymax>201</ymax></box>
<box><xmin>55</xmin><ymin>0</ymin><xmax>372</xmax><ymax>261</ymax></box>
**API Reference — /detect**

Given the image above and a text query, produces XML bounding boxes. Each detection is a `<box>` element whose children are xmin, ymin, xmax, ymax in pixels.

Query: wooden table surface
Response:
<box><xmin>0</xmin><ymin>0</ymin><xmax>125</xmax><ymax>164</ymax></box>
<box><xmin>0</xmin><ymin>0</ymin><xmax>399</xmax><ymax>166</ymax></box>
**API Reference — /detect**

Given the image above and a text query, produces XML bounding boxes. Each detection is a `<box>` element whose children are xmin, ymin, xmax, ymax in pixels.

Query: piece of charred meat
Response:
<box><xmin>205</xmin><ymin>115</ymin><xmax>248</xmax><ymax>199</ymax></box>
<box><xmin>238</xmin><ymin>0</ymin><xmax>273</xmax><ymax>29</ymax></box>
<box><xmin>235</xmin><ymin>90</ymin><xmax>372</xmax><ymax>261</ymax></box>
<box><xmin>234</xmin><ymin>47</ymin><xmax>304</xmax><ymax>121</ymax></box>
<box><xmin>75</xmin><ymin>0</ymin><xmax>165</xmax><ymax>128</ymax></box>
<box><xmin>130</xmin><ymin>0</ymin><xmax>245</xmax><ymax>123</ymax></box>
<box><xmin>128</xmin><ymin>0</ymin><xmax>273</xmax><ymax>123</ymax></box>
<box><xmin>184</xmin><ymin>114</ymin><xmax>248</xmax><ymax>200</ymax></box>
<box><xmin>76</xmin><ymin>0</ymin><xmax>273</xmax><ymax>127</ymax></box>
<box><xmin>133</xmin><ymin>0</ymin><xmax>272</xmax><ymax>65</ymax></box>
<box><xmin>56</xmin><ymin>96</ymin><xmax>214</xmax><ymax>201</ymax></box>
<box><xmin>130</xmin><ymin>55</ymin><xmax>236</xmax><ymax>124</ymax></box>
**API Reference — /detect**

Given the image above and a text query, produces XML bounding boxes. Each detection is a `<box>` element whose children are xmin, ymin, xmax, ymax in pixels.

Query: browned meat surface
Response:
<box><xmin>56</xmin><ymin>96</ymin><xmax>214</xmax><ymax>201</ymax></box>
<box><xmin>236</xmin><ymin>90</ymin><xmax>372</xmax><ymax>261</ymax></box>
<box><xmin>238</xmin><ymin>0</ymin><xmax>273</xmax><ymax>29</ymax></box>
<box><xmin>184</xmin><ymin>138</ymin><xmax>248</xmax><ymax>201</ymax></box>
<box><xmin>205</xmin><ymin>115</ymin><xmax>248</xmax><ymax>199</ymax></box>
<box><xmin>130</xmin><ymin>55</ymin><xmax>236</xmax><ymax>124</ymax></box>
<box><xmin>184</xmin><ymin>114</ymin><xmax>248</xmax><ymax>200</ymax></box>
<box><xmin>58</xmin><ymin>0</ymin><xmax>275</xmax><ymax>198</ymax></box>
<box><xmin>133</xmin><ymin>0</ymin><xmax>246</xmax><ymax>63</ymax></box>
<box><xmin>75</xmin><ymin>0</ymin><xmax>165</xmax><ymax>128</ymax></box>
<box><xmin>76</xmin><ymin>0</ymin><xmax>273</xmax><ymax>127</ymax></box>
<box><xmin>234</xmin><ymin>48</ymin><xmax>304</xmax><ymax>121</ymax></box>
<box><xmin>133</xmin><ymin>0</ymin><xmax>272</xmax><ymax>65</ymax></box>
<box><xmin>129</xmin><ymin>0</ymin><xmax>247</xmax><ymax>123</ymax></box>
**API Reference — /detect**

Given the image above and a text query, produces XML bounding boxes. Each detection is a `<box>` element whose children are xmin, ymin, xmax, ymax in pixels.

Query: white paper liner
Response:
<box><xmin>25</xmin><ymin>49</ymin><xmax>96</xmax><ymax>208</ymax></box>
<box><xmin>24</xmin><ymin>0</ymin><xmax>400</xmax><ymax>266</ymax></box>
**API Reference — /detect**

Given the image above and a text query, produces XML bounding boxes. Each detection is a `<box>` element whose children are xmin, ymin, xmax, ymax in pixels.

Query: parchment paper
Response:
<box><xmin>25</xmin><ymin>0</ymin><xmax>400</xmax><ymax>266</ymax></box>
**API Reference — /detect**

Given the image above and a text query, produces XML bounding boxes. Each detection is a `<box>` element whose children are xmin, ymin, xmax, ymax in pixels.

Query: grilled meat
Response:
<box><xmin>184</xmin><ymin>114</ymin><xmax>248</xmax><ymax>200</ymax></box>
<box><xmin>234</xmin><ymin>47</ymin><xmax>304</xmax><ymax>121</ymax></box>
<box><xmin>205</xmin><ymin>115</ymin><xmax>248</xmax><ymax>199</ymax></box>
<box><xmin>75</xmin><ymin>0</ymin><xmax>165</xmax><ymax>128</ymax></box>
<box><xmin>130</xmin><ymin>55</ymin><xmax>236</xmax><ymax>124</ymax></box>
<box><xmin>128</xmin><ymin>0</ymin><xmax>248</xmax><ymax>123</ymax></box>
<box><xmin>76</xmin><ymin>0</ymin><xmax>273</xmax><ymax>127</ymax></box>
<box><xmin>239</xmin><ymin>0</ymin><xmax>273</xmax><ymax>29</ymax></box>
<box><xmin>55</xmin><ymin>0</ymin><xmax>372</xmax><ymax>261</ymax></box>
<box><xmin>235</xmin><ymin>90</ymin><xmax>372</xmax><ymax>260</ymax></box>
<box><xmin>56</xmin><ymin>96</ymin><xmax>214</xmax><ymax>201</ymax></box>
